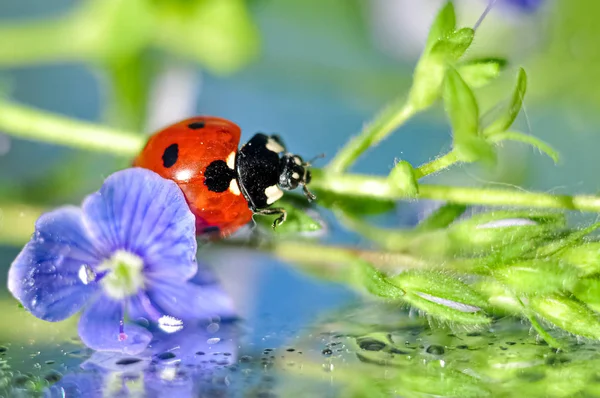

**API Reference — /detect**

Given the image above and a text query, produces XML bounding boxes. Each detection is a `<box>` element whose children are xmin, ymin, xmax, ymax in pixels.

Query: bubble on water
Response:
<box><xmin>358</xmin><ymin>338</ymin><xmax>386</xmax><ymax>352</ymax></box>
<box><xmin>116</xmin><ymin>358</ymin><xmax>143</xmax><ymax>366</ymax></box>
<box><xmin>426</xmin><ymin>345</ymin><xmax>445</xmax><ymax>355</ymax></box>
<box><xmin>157</xmin><ymin>352</ymin><xmax>177</xmax><ymax>361</ymax></box>
<box><xmin>207</xmin><ymin>337</ymin><xmax>221</xmax><ymax>345</ymax></box>
<box><xmin>43</xmin><ymin>370</ymin><xmax>63</xmax><ymax>384</ymax></box>
<box><xmin>158</xmin><ymin>315</ymin><xmax>183</xmax><ymax>333</ymax></box>
<box><xmin>321</xmin><ymin>348</ymin><xmax>333</xmax><ymax>357</ymax></box>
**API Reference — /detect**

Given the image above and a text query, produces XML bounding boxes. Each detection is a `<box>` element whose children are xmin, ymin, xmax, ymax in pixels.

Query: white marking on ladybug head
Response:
<box><xmin>265</xmin><ymin>185</ymin><xmax>284</xmax><ymax>205</ymax></box>
<box><xmin>293</xmin><ymin>156</ymin><xmax>302</xmax><ymax>166</ymax></box>
<box><xmin>226</xmin><ymin>151</ymin><xmax>236</xmax><ymax>169</ymax></box>
<box><xmin>229</xmin><ymin>179</ymin><xmax>241</xmax><ymax>196</ymax></box>
<box><xmin>266</xmin><ymin>138</ymin><xmax>285</xmax><ymax>154</ymax></box>
<box><xmin>292</xmin><ymin>172</ymin><xmax>300</xmax><ymax>180</ymax></box>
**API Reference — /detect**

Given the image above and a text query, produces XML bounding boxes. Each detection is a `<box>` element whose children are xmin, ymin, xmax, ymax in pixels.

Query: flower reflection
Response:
<box><xmin>44</xmin><ymin>320</ymin><xmax>239</xmax><ymax>398</ymax></box>
<box><xmin>8</xmin><ymin>168</ymin><xmax>235</xmax><ymax>354</ymax></box>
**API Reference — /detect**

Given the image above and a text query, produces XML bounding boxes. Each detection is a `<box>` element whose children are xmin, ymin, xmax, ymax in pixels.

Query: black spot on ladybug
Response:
<box><xmin>162</xmin><ymin>144</ymin><xmax>179</xmax><ymax>168</ymax></box>
<box><xmin>204</xmin><ymin>160</ymin><xmax>236</xmax><ymax>193</ymax></box>
<box><xmin>188</xmin><ymin>121</ymin><xmax>205</xmax><ymax>130</ymax></box>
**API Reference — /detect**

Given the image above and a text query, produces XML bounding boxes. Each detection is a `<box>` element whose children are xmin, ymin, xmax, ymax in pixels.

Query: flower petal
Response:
<box><xmin>7</xmin><ymin>206</ymin><xmax>101</xmax><ymax>321</ymax></box>
<box><xmin>144</xmin><ymin>277</ymin><xmax>236</xmax><ymax>322</ymax></box>
<box><xmin>78</xmin><ymin>295</ymin><xmax>152</xmax><ymax>355</ymax></box>
<box><xmin>82</xmin><ymin>168</ymin><xmax>197</xmax><ymax>280</ymax></box>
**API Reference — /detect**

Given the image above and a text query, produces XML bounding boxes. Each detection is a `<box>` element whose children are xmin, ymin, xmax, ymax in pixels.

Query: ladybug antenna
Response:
<box><xmin>304</xmin><ymin>153</ymin><xmax>326</xmax><ymax>167</ymax></box>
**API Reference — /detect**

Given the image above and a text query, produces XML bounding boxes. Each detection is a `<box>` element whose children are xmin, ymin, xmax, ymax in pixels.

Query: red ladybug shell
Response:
<box><xmin>133</xmin><ymin>116</ymin><xmax>253</xmax><ymax>238</ymax></box>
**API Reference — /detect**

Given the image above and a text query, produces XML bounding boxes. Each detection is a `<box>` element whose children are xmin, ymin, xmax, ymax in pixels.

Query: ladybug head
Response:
<box><xmin>278</xmin><ymin>154</ymin><xmax>315</xmax><ymax>201</ymax></box>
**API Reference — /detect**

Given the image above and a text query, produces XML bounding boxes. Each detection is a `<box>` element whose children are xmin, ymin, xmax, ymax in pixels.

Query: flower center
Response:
<box><xmin>97</xmin><ymin>250</ymin><xmax>145</xmax><ymax>299</ymax></box>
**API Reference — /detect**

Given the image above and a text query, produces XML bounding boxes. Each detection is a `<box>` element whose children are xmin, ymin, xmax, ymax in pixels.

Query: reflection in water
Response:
<box><xmin>2</xmin><ymin>301</ymin><xmax>598</xmax><ymax>397</ymax></box>
<box><xmin>44</xmin><ymin>320</ymin><xmax>239</xmax><ymax>398</ymax></box>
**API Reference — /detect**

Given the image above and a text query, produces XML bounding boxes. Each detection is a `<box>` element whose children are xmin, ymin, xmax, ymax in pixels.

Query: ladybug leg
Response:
<box><xmin>302</xmin><ymin>185</ymin><xmax>316</xmax><ymax>202</ymax></box>
<box><xmin>254</xmin><ymin>207</ymin><xmax>287</xmax><ymax>228</ymax></box>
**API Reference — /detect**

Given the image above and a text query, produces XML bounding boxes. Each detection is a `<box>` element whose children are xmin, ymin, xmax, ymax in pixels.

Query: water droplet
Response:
<box><xmin>286</xmin><ymin>348</ymin><xmax>295</xmax><ymax>352</ymax></box>
<box><xmin>158</xmin><ymin>315</ymin><xmax>183</xmax><ymax>333</ymax></box>
<box><xmin>206</xmin><ymin>322</ymin><xmax>219</xmax><ymax>333</ymax></box>
<box><xmin>240</xmin><ymin>355</ymin><xmax>253</xmax><ymax>363</ymax></box>
<box><xmin>358</xmin><ymin>338</ymin><xmax>386</xmax><ymax>351</ymax></box>
<box><xmin>116</xmin><ymin>358</ymin><xmax>143</xmax><ymax>366</ymax></box>
<box><xmin>78</xmin><ymin>265</ymin><xmax>96</xmax><ymax>285</ymax></box>
<box><xmin>207</xmin><ymin>337</ymin><xmax>220</xmax><ymax>345</ymax></box>
<box><xmin>426</xmin><ymin>345</ymin><xmax>445</xmax><ymax>355</ymax></box>
<box><xmin>43</xmin><ymin>370</ymin><xmax>62</xmax><ymax>384</ymax></box>
<box><xmin>195</xmin><ymin>351</ymin><xmax>205</xmax><ymax>356</ymax></box>
<box><xmin>321</xmin><ymin>348</ymin><xmax>333</xmax><ymax>357</ymax></box>
<box><xmin>44</xmin><ymin>360</ymin><xmax>55</xmax><ymax>365</ymax></box>
<box><xmin>157</xmin><ymin>352</ymin><xmax>176</xmax><ymax>361</ymax></box>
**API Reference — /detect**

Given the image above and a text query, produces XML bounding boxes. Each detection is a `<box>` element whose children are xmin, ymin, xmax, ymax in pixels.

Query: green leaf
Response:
<box><xmin>424</xmin><ymin>1</ymin><xmax>456</xmax><ymax>52</ymax></box>
<box><xmin>493</xmin><ymin>260</ymin><xmax>578</xmax><ymax>295</ymax></box>
<box><xmin>415</xmin><ymin>203</ymin><xmax>467</xmax><ymax>231</ymax></box>
<box><xmin>530</xmin><ymin>294</ymin><xmax>600</xmax><ymax>339</ymax></box>
<box><xmin>443</xmin><ymin>66</ymin><xmax>494</xmax><ymax>163</ymax></box>
<box><xmin>488</xmin><ymin>131</ymin><xmax>559</xmax><ymax>163</ymax></box>
<box><xmin>389</xmin><ymin>270</ymin><xmax>491</xmax><ymax>325</ymax></box>
<box><xmin>559</xmin><ymin>242</ymin><xmax>600</xmax><ymax>276</ymax></box>
<box><xmin>472</xmin><ymin>280</ymin><xmax>522</xmax><ymax>315</ymax></box>
<box><xmin>573</xmin><ymin>278</ymin><xmax>600</xmax><ymax>313</ymax></box>
<box><xmin>536</xmin><ymin>222</ymin><xmax>600</xmax><ymax>258</ymax></box>
<box><xmin>457</xmin><ymin>58</ymin><xmax>507</xmax><ymax>88</ymax></box>
<box><xmin>483</xmin><ymin>67</ymin><xmax>527</xmax><ymax>136</ymax></box>
<box><xmin>447</xmin><ymin>210</ymin><xmax>566</xmax><ymax>260</ymax></box>
<box><xmin>409</xmin><ymin>28</ymin><xmax>475</xmax><ymax>110</ymax></box>
<box><xmin>254</xmin><ymin>200</ymin><xmax>322</xmax><ymax>235</ymax></box>
<box><xmin>388</xmin><ymin>160</ymin><xmax>418</xmax><ymax>197</ymax></box>
<box><xmin>430</xmin><ymin>28</ymin><xmax>475</xmax><ymax>60</ymax></box>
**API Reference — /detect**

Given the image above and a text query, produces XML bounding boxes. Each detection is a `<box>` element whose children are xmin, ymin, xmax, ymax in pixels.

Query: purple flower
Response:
<box><xmin>8</xmin><ymin>168</ymin><xmax>235</xmax><ymax>355</ymax></box>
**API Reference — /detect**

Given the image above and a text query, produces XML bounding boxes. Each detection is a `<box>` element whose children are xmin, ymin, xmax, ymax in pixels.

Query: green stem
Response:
<box><xmin>326</xmin><ymin>100</ymin><xmax>417</xmax><ymax>173</ymax></box>
<box><xmin>414</xmin><ymin>150</ymin><xmax>459</xmax><ymax>178</ymax></box>
<box><xmin>0</xmin><ymin>101</ymin><xmax>143</xmax><ymax>156</ymax></box>
<box><xmin>311</xmin><ymin>169</ymin><xmax>600</xmax><ymax>212</ymax></box>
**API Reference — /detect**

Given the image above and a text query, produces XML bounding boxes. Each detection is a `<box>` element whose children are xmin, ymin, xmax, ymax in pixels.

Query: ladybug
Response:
<box><xmin>133</xmin><ymin>116</ymin><xmax>315</xmax><ymax>238</ymax></box>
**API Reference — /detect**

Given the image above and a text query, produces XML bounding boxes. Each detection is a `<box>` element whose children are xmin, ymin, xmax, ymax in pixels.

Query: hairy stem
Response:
<box><xmin>415</xmin><ymin>150</ymin><xmax>459</xmax><ymax>178</ymax></box>
<box><xmin>326</xmin><ymin>100</ymin><xmax>417</xmax><ymax>173</ymax></box>
<box><xmin>311</xmin><ymin>169</ymin><xmax>600</xmax><ymax>212</ymax></box>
